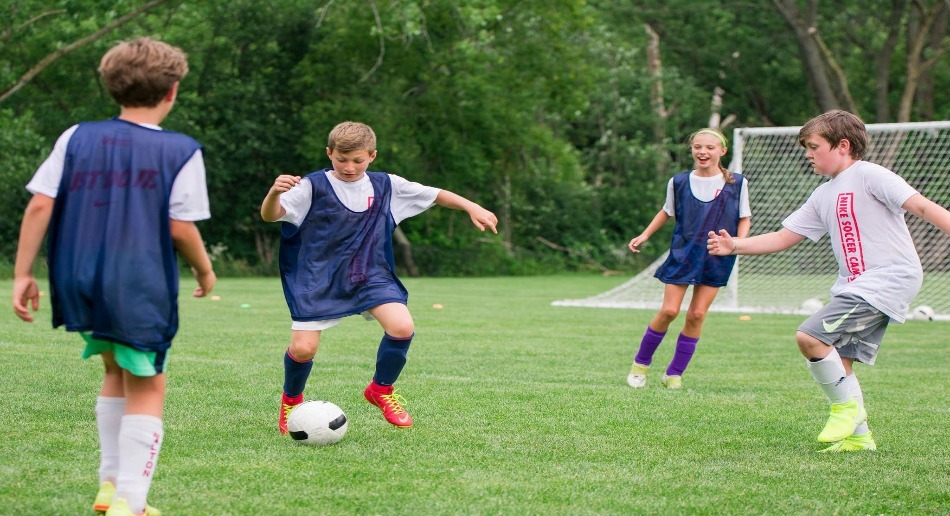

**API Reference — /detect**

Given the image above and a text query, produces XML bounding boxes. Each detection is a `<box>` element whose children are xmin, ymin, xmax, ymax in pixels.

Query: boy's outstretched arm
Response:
<box><xmin>435</xmin><ymin>190</ymin><xmax>498</xmax><ymax>233</ymax></box>
<box><xmin>170</xmin><ymin>220</ymin><xmax>216</xmax><ymax>297</ymax></box>
<box><xmin>12</xmin><ymin>194</ymin><xmax>55</xmax><ymax>322</ymax></box>
<box><xmin>707</xmin><ymin>227</ymin><xmax>804</xmax><ymax>256</ymax></box>
<box><xmin>903</xmin><ymin>194</ymin><xmax>950</xmax><ymax>234</ymax></box>
<box><xmin>261</xmin><ymin>174</ymin><xmax>301</xmax><ymax>222</ymax></box>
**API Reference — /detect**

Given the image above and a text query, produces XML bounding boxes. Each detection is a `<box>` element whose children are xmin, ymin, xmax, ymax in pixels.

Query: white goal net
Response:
<box><xmin>553</xmin><ymin>121</ymin><xmax>950</xmax><ymax>321</ymax></box>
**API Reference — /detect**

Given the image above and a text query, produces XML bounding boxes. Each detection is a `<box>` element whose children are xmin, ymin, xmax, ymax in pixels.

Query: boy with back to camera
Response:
<box><xmin>261</xmin><ymin>121</ymin><xmax>498</xmax><ymax>431</ymax></box>
<box><xmin>12</xmin><ymin>37</ymin><xmax>215</xmax><ymax>514</ymax></box>
<box><xmin>707</xmin><ymin>110</ymin><xmax>950</xmax><ymax>452</ymax></box>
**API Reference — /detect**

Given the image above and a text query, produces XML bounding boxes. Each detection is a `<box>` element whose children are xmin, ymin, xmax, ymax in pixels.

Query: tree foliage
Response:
<box><xmin>1</xmin><ymin>0</ymin><xmax>947</xmax><ymax>275</ymax></box>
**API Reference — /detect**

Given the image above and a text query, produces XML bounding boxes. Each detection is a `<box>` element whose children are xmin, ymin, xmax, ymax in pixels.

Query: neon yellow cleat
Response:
<box><xmin>819</xmin><ymin>432</ymin><xmax>877</xmax><ymax>453</ymax></box>
<box><xmin>626</xmin><ymin>363</ymin><xmax>649</xmax><ymax>388</ymax></box>
<box><xmin>817</xmin><ymin>398</ymin><xmax>867</xmax><ymax>443</ymax></box>
<box><xmin>104</xmin><ymin>498</ymin><xmax>162</xmax><ymax>516</ymax></box>
<box><xmin>93</xmin><ymin>481</ymin><xmax>115</xmax><ymax>513</ymax></box>
<box><xmin>661</xmin><ymin>374</ymin><xmax>683</xmax><ymax>389</ymax></box>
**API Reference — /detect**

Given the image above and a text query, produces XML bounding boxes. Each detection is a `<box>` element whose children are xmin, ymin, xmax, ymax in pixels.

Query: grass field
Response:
<box><xmin>1</xmin><ymin>275</ymin><xmax>947</xmax><ymax>514</ymax></box>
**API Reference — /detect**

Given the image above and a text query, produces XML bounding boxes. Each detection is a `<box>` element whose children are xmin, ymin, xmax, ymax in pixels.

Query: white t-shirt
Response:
<box><xmin>26</xmin><ymin>124</ymin><xmax>211</xmax><ymax>221</ymax></box>
<box><xmin>278</xmin><ymin>171</ymin><xmax>440</xmax><ymax>226</ymax></box>
<box><xmin>782</xmin><ymin>160</ymin><xmax>921</xmax><ymax>322</ymax></box>
<box><xmin>662</xmin><ymin>172</ymin><xmax>752</xmax><ymax>218</ymax></box>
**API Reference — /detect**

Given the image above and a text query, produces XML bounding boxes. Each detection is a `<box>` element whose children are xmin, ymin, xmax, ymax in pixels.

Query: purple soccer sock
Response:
<box><xmin>666</xmin><ymin>333</ymin><xmax>699</xmax><ymax>376</ymax></box>
<box><xmin>634</xmin><ymin>327</ymin><xmax>667</xmax><ymax>366</ymax></box>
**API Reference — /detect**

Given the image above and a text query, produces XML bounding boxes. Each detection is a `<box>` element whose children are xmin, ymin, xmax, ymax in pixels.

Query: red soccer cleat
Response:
<box><xmin>364</xmin><ymin>381</ymin><xmax>413</xmax><ymax>428</ymax></box>
<box><xmin>279</xmin><ymin>393</ymin><xmax>303</xmax><ymax>434</ymax></box>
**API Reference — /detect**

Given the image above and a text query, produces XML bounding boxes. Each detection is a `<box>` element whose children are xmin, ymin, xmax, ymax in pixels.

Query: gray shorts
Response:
<box><xmin>797</xmin><ymin>293</ymin><xmax>889</xmax><ymax>365</ymax></box>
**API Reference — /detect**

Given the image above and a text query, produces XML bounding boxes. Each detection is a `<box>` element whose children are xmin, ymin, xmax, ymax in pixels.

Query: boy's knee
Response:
<box><xmin>289</xmin><ymin>337</ymin><xmax>319</xmax><ymax>360</ymax></box>
<box><xmin>385</xmin><ymin>322</ymin><xmax>415</xmax><ymax>340</ymax></box>
<box><xmin>796</xmin><ymin>331</ymin><xmax>827</xmax><ymax>359</ymax></box>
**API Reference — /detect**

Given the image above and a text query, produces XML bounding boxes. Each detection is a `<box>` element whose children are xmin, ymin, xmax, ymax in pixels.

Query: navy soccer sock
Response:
<box><xmin>283</xmin><ymin>348</ymin><xmax>313</xmax><ymax>398</ymax></box>
<box><xmin>373</xmin><ymin>333</ymin><xmax>413</xmax><ymax>386</ymax></box>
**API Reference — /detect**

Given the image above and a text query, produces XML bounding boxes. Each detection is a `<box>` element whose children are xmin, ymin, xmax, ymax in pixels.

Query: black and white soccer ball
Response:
<box><xmin>911</xmin><ymin>305</ymin><xmax>935</xmax><ymax>321</ymax></box>
<box><xmin>287</xmin><ymin>400</ymin><xmax>348</xmax><ymax>445</ymax></box>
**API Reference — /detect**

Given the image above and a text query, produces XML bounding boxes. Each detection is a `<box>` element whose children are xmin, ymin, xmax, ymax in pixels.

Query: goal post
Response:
<box><xmin>552</xmin><ymin>121</ymin><xmax>950</xmax><ymax>321</ymax></box>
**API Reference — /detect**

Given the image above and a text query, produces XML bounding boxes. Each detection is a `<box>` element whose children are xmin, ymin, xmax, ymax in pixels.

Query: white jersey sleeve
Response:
<box><xmin>739</xmin><ymin>178</ymin><xmax>751</xmax><ymax>219</ymax></box>
<box><xmin>169</xmin><ymin>150</ymin><xmax>211</xmax><ymax>221</ymax></box>
<box><xmin>26</xmin><ymin>124</ymin><xmax>210</xmax><ymax>221</ymax></box>
<box><xmin>26</xmin><ymin>125</ymin><xmax>78</xmax><ymax>198</ymax></box>
<box><xmin>661</xmin><ymin>178</ymin><xmax>676</xmax><ymax>216</ymax></box>
<box><xmin>388</xmin><ymin>174</ymin><xmax>440</xmax><ymax>224</ymax></box>
<box><xmin>277</xmin><ymin>177</ymin><xmax>314</xmax><ymax>227</ymax></box>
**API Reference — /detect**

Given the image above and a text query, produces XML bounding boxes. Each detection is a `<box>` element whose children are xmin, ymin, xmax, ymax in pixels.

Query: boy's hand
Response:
<box><xmin>12</xmin><ymin>276</ymin><xmax>40</xmax><ymax>322</ymax></box>
<box><xmin>628</xmin><ymin>235</ymin><xmax>648</xmax><ymax>253</ymax></box>
<box><xmin>191</xmin><ymin>267</ymin><xmax>217</xmax><ymax>297</ymax></box>
<box><xmin>469</xmin><ymin>206</ymin><xmax>499</xmax><ymax>234</ymax></box>
<box><xmin>707</xmin><ymin>229</ymin><xmax>736</xmax><ymax>256</ymax></box>
<box><xmin>270</xmin><ymin>175</ymin><xmax>302</xmax><ymax>195</ymax></box>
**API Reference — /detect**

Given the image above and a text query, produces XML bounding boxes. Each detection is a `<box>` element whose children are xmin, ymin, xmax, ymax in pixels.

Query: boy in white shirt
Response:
<box><xmin>707</xmin><ymin>110</ymin><xmax>950</xmax><ymax>452</ymax></box>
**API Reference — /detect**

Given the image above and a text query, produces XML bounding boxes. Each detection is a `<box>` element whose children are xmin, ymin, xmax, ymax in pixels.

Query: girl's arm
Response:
<box><xmin>629</xmin><ymin>209</ymin><xmax>671</xmax><ymax>253</ymax></box>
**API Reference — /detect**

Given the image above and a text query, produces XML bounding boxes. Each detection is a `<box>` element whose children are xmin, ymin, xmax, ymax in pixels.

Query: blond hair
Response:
<box><xmin>327</xmin><ymin>121</ymin><xmax>377</xmax><ymax>153</ymax></box>
<box><xmin>798</xmin><ymin>110</ymin><xmax>868</xmax><ymax>159</ymax></box>
<box><xmin>98</xmin><ymin>37</ymin><xmax>188</xmax><ymax>107</ymax></box>
<box><xmin>689</xmin><ymin>128</ymin><xmax>734</xmax><ymax>184</ymax></box>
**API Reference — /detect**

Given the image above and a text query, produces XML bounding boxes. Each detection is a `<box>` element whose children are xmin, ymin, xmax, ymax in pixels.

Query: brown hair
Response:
<box><xmin>98</xmin><ymin>37</ymin><xmax>188</xmax><ymax>107</ymax></box>
<box><xmin>327</xmin><ymin>121</ymin><xmax>377</xmax><ymax>153</ymax></box>
<box><xmin>798</xmin><ymin>110</ymin><xmax>868</xmax><ymax>159</ymax></box>
<box><xmin>689</xmin><ymin>128</ymin><xmax>734</xmax><ymax>184</ymax></box>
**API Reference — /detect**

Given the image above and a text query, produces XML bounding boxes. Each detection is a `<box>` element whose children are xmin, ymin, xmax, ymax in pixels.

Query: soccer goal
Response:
<box><xmin>553</xmin><ymin>121</ymin><xmax>950</xmax><ymax>321</ymax></box>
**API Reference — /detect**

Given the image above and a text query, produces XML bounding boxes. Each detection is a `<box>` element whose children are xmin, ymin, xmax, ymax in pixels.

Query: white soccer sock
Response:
<box><xmin>845</xmin><ymin>373</ymin><xmax>870</xmax><ymax>435</ymax></box>
<box><xmin>95</xmin><ymin>396</ymin><xmax>126</xmax><ymax>484</ymax></box>
<box><xmin>116</xmin><ymin>415</ymin><xmax>163</xmax><ymax>513</ymax></box>
<box><xmin>805</xmin><ymin>348</ymin><xmax>850</xmax><ymax>404</ymax></box>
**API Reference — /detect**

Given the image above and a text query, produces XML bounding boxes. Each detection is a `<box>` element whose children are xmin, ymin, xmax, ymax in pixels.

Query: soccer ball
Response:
<box><xmin>800</xmin><ymin>298</ymin><xmax>824</xmax><ymax>314</ymax></box>
<box><xmin>286</xmin><ymin>400</ymin><xmax>348</xmax><ymax>445</ymax></box>
<box><xmin>911</xmin><ymin>305</ymin><xmax>935</xmax><ymax>321</ymax></box>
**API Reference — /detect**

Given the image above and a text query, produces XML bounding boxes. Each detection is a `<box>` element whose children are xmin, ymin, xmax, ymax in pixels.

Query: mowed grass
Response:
<box><xmin>1</xmin><ymin>275</ymin><xmax>947</xmax><ymax>514</ymax></box>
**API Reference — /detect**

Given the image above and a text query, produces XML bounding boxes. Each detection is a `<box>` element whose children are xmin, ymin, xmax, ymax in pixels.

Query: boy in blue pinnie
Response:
<box><xmin>12</xmin><ymin>37</ymin><xmax>216</xmax><ymax>515</ymax></box>
<box><xmin>261</xmin><ymin>121</ymin><xmax>498</xmax><ymax>431</ymax></box>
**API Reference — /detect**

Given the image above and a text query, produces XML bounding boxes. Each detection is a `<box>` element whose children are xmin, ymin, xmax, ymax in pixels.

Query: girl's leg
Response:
<box><xmin>628</xmin><ymin>285</ymin><xmax>687</xmax><ymax>388</ymax></box>
<box><xmin>666</xmin><ymin>285</ymin><xmax>719</xmax><ymax>378</ymax></box>
<box><xmin>636</xmin><ymin>284</ymin><xmax>688</xmax><ymax>364</ymax></box>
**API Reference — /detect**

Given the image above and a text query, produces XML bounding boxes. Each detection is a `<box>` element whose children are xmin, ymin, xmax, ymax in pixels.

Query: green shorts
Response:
<box><xmin>81</xmin><ymin>333</ymin><xmax>169</xmax><ymax>377</ymax></box>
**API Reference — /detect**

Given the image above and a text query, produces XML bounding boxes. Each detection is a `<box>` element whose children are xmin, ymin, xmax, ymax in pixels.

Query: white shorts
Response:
<box><xmin>291</xmin><ymin>311</ymin><xmax>376</xmax><ymax>331</ymax></box>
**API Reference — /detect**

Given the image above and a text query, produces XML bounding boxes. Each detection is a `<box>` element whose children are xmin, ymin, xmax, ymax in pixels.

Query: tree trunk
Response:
<box><xmin>873</xmin><ymin>0</ymin><xmax>907</xmax><ymax>122</ymax></box>
<box><xmin>392</xmin><ymin>226</ymin><xmax>419</xmax><ymax>277</ymax></box>
<box><xmin>898</xmin><ymin>0</ymin><xmax>948</xmax><ymax>122</ymax></box>
<box><xmin>914</xmin><ymin>2</ymin><xmax>948</xmax><ymax>120</ymax></box>
<box><xmin>773</xmin><ymin>0</ymin><xmax>840</xmax><ymax>112</ymax></box>
<box><xmin>644</xmin><ymin>23</ymin><xmax>667</xmax><ymax>142</ymax></box>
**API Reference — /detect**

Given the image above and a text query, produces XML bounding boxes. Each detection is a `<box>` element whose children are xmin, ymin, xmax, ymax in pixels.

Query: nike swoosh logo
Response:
<box><xmin>822</xmin><ymin>305</ymin><xmax>859</xmax><ymax>332</ymax></box>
